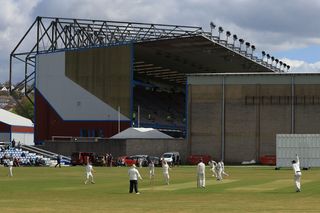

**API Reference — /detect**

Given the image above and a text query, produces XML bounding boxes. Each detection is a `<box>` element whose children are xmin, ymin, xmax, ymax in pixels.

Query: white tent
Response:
<box><xmin>110</xmin><ymin>127</ymin><xmax>173</xmax><ymax>139</ymax></box>
<box><xmin>0</xmin><ymin>109</ymin><xmax>34</xmax><ymax>145</ymax></box>
<box><xmin>1</xmin><ymin>87</ymin><xmax>8</xmax><ymax>91</ymax></box>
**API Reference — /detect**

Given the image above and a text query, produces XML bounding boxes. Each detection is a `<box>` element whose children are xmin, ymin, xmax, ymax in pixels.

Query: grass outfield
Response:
<box><xmin>0</xmin><ymin>166</ymin><xmax>319</xmax><ymax>213</ymax></box>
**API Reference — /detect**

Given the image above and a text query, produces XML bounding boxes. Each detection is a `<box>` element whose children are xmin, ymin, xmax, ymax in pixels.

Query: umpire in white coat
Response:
<box><xmin>128</xmin><ymin>164</ymin><xmax>143</xmax><ymax>194</ymax></box>
<box><xmin>197</xmin><ymin>159</ymin><xmax>206</xmax><ymax>188</ymax></box>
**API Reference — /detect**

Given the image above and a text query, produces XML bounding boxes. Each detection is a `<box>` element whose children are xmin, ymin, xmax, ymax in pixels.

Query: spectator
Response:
<box><xmin>11</xmin><ymin>139</ymin><xmax>16</xmax><ymax>148</ymax></box>
<box><xmin>55</xmin><ymin>155</ymin><xmax>61</xmax><ymax>168</ymax></box>
<box><xmin>13</xmin><ymin>158</ymin><xmax>20</xmax><ymax>167</ymax></box>
<box><xmin>108</xmin><ymin>154</ymin><xmax>113</xmax><ymax>167</ymax></box>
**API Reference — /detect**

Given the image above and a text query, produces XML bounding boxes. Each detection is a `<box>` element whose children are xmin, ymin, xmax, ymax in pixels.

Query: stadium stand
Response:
<box><xmin>133</xmin><ymin>84</ymin><xmax>185</xmax><ymax>137</ymax></box>
<box><xmin>0</xmin><ymin>144</ymin><xmax>70</xmax><ymax>166</ymax></box>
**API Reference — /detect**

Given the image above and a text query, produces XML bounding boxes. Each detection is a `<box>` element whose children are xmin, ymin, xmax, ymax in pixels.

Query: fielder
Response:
<box><xmin>197</xmin><ymin>159</ymin><xmax>206</xmax><ymax>188</ymax></box>
<box><xmin>220</xmin><ymin>161</ymin><xmax>229</xmax><ymax>177</ymax></box>
<box><xmin>148</xmin><ymin>160</ymin><xmax>155</xmax><ymax>180</ymax></box>
<box><xmin>162</xmin><ymin>160</ymin><xmax>170</xmax><ymax>185</ymax></box>
<box><xmin>8</xmin><ymin>157</ymin><xmax>13</xmax><ymax>177</ymax></box>
<box><xmin>215</xmin><ymin>162</ymin><xmax>222</xmax><ymax>181</ymax></box>
<box><xmin>208</xmin><ymin>160</ymin><xmax>217</xmax><ymax>177</ymax></box>
<box><xmin>292</xmin><ymin>154</ymin><xmax>302</xmax><ymax>192</ymax></box>
<box><xmin>84</xmin><ymin>161</ymin><xmax>95</xmax><ymax>184</ymax></box>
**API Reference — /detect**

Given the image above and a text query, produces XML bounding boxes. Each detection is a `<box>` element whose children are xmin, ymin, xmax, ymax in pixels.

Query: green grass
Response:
<box><xmin>0</xmin><ymin>166</ymin><xmax>319</xmax><ymax>213</ymax></box>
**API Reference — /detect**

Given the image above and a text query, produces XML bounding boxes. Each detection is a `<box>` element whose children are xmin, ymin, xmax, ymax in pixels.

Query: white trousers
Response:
<box><xmin>85</xmin><ymin>172</ymin><xmax>94</xmax><ymax>183</ymax></box>
<box><xmin>211</xmin><ymin>168</ymin><xmax>217</xmax><ymax>177</ymax></box>
<box><xmin>163</xmin><ymin>172</ymin><xmax>170</xmax><ymax>184</ymax></box>
<box><xmin>149</xmin><ymin>169</ymin><xmax>155</xmax><ymax>179</ymax></box>
<box><xmin>294</xmin><ymin>172</ymin><xmax>302</xmax><ymax>190</ymax></box>
<box><xmin>216</xmin><ymin>169</ymin><xmax>223</xmax><ymax>180</ymax></box>
<box><xmin>197</xmin><ymin>173</ymin><xmax>205</xmax><ymax>188</ymax></box>
<box><xmin>8</xmin><ymin>166</ymin><xmax>13</xmax><ymax>177</ymax></box>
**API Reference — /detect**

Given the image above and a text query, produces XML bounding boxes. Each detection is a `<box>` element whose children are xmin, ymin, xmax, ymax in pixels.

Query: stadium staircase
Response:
<box><xmin>21</xmin><ymin>144</ymin><xmax>71</xmax><ymax>165</ymax></box>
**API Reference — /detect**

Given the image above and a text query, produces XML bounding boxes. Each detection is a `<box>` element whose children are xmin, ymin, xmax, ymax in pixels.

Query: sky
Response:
<box><xmin>1</xmin><ymin>0</ymin><xmax>320</xmax><ymax>83</ymax></box>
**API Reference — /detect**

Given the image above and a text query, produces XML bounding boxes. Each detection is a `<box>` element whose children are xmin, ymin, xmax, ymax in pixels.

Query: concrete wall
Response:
<box><xmin>0</xmin><ymin>132</ymin><xmax>10</xmax><ymax>142</ymax></box>
<box><xmin>40</xmin><ymin>138</ymin><xmax>187</xmax><ymax>162</ymax></box>
<box><xmin>188</xmin><ymin>85</ymin><xmax>221</xmax><ymax>160</ymax></box>
<box><xmin>11</xmin><ymin>133</ymin><xmax>34</xmax><ymax>146</ymax></box>
<box><xmin>125</xmin><ymin>139</ymin><xmax>187</xmax><ymax>162</ymax></box>
<box><xmin>188</xmin><ymin>74</ymin><xmax>320</xmax><ymax>163</ymax></box>
<box><xmin>40</xmin><ymin>139</ymin><xmax>127</xmax><ymax>157</ymax></box>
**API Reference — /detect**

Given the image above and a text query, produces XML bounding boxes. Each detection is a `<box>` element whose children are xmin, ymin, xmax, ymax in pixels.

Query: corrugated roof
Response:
<box><xmin>0</xmin><ymin>109</ymin><xmax>33</xmax><ymax>127</ymax></box>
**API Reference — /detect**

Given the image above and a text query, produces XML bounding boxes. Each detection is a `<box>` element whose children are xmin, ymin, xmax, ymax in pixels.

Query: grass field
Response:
<box><xmin>0</xmin><ymin>165</ymin><xmax>319</xmax><ymax>213</ymax></box>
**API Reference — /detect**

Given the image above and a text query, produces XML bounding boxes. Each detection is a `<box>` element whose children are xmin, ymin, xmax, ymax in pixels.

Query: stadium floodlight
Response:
<box><xmin>218</xmin><ymin>26</ymin><xmax>224</xmax><ymax>40</ymax></box>
<box><xmin>239</xmin><ymin>38</ymin><xmax>244</xmax><ymax>51</ymax></box>
<box><xmin>262</xmin><ymin>51</ymin><xmax>266</xmax><ymax>61</ymax></box>
<box><xmin>251</xmin><ymin>44</ymin><xmax>256</xmax><ymax>58</ymax></box>
<box><xmin>266</xmin><ymin>54</ymin><xmax>270</xmax><ymax>64</ymax></box>
<box><xmin>226</xmin><ymin>31</ymin><xmax>231</xmax><ymax>43</ymax></box>
<box><xmin>283</xmin><ymin>62</ymin><xmax>287</xmax><ymax>72</ymax></box>
<box><xmin>245</xmin><ymin>42</ymin><xmax>250</xmax><ymax>54</ymax></box>
<box><xmin>287</xmin><ymin>65</ymin><xmax>290</xmax><ymax>71</ymax></box>
<box><xmin>232</xmin><ymin>34</ymin><xmax>238</xmax><ymax>47</ymax></box>
<box><xmin>210</xmin><ymin>22</ymin><xmax>216</xmax><ymax>38</ymax></box>
<box><xmin>279</xmin><ymin>61</ymin><xmax>283</xmax><ymax>71</ymax></box>
<box><xmin>210</xmin><ymin>21</ymin><xmax>216</xmax><ymax>29</ymax></box>
<box><xmin>271</xmin><ymin>56</ymin><xmax>275</xmax><ymax>66</ymax></box>
<box><xmin>251</xmin><ymin>45</ymin><xmax>256</xmax><ymax>55</ymax></box>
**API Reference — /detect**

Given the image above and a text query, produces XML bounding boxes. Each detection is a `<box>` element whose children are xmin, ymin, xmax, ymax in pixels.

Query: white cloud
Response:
<box><xmin>282</xmin><ymin>58</ymin><xmax>320</xmax><ymax>73</ymax></box>
<box><xmin>0</xmin><ymin>0</ymin><xmax>40</xmax><ymax>82</ymax></box>
<box><xmin>2</xmin><ymin>0</ymin><xmax>320</xmax><ymax>83</ymax></box>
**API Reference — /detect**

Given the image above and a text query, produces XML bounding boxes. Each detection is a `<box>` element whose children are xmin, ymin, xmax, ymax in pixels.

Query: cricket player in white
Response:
<box><xmin>162</xmin><ymin>160</ymin><xmax>170</xmax><ymax>185</ymax></box>
<box><xmin>149</xmin><ymin>160</ymin><xmax>155</xmax><ymax>180</ymax></box>
<box><xmin>128</xmin><ymin>164</ymin><xmax>142</xmax><ymax>194</ymax></box>
<box><xmin>292</xmin><ymin>154</ymin><xmax>301</xmax><ymax>192</ymax></box>
<box><xmin>84</xmin><ymin>162</ymin><xmax>95</xmax><ymax>184</ymax></box>
<box><xmin>215</xmin><ymin>162</ymin><xmax>223</xmax><ymax>181</ymax></box>
<box><xmin>197</xmin><ymin>159</ymin><xmax>206</xmax><ymax>188</ymax></box>
<box><xmin>8</xmin><ymin>158</ymin><xmax>13</xmax><ymax>177</ymax></box>
<box><xmin>220</xmin><ymin>161</ymin><xmax>229</xmax><ymax>177</ymax></box>
<box><xmin>208</xmin><ymin>160</ymin><xmax>217</xmax><ymax>177</ymax></box>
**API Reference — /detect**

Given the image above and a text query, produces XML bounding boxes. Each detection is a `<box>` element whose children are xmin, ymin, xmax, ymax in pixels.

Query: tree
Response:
<box><xmin>11</xmin><ymin>95</ymin><xmax>34</xmax><ymax>121</ymax></box>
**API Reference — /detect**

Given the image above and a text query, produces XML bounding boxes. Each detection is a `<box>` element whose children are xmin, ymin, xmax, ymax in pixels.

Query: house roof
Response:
<box><xmin>110</xmin><ymin>127</ymin><xmax>172</xmax><ymax>139</ymax></box>
<box><xmin>0</xmin><ymin>109</ymin><xmax>33</xmax><ymax>127</ymax></box>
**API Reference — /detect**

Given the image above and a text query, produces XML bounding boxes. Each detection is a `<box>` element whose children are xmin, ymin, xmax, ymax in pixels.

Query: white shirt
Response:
<box><xmin>86</xmin><ymin>164</ymin><xmax>93</xmax><ymax>173</ymax></box>
<box><xmin>197</xmin><ymin>162</ymin><xmax>205</xmax><ymax>174</ymax></box>
<box><xmin>292</xmin><ymin>156</ymin><xmax>301</xmax><ymax>174</ymax></box>
<box><xmin>209</xmin><ymin>160</ymin><xmax>216</xmax><ymax>168</ymax></box>
<box><xmin>8</xmin><ymin>160</ymin><xmax>13</xmax><ymax>167</ymax></box>
<box><xmin>162</xmin><ymin>163</ymin><xmax>169</xmax><ymax>174</ymax></box>
<box><xmin>128</xmin><ymin>167</ymin><xmax>141</xmax><ymax>180</ymax></box>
